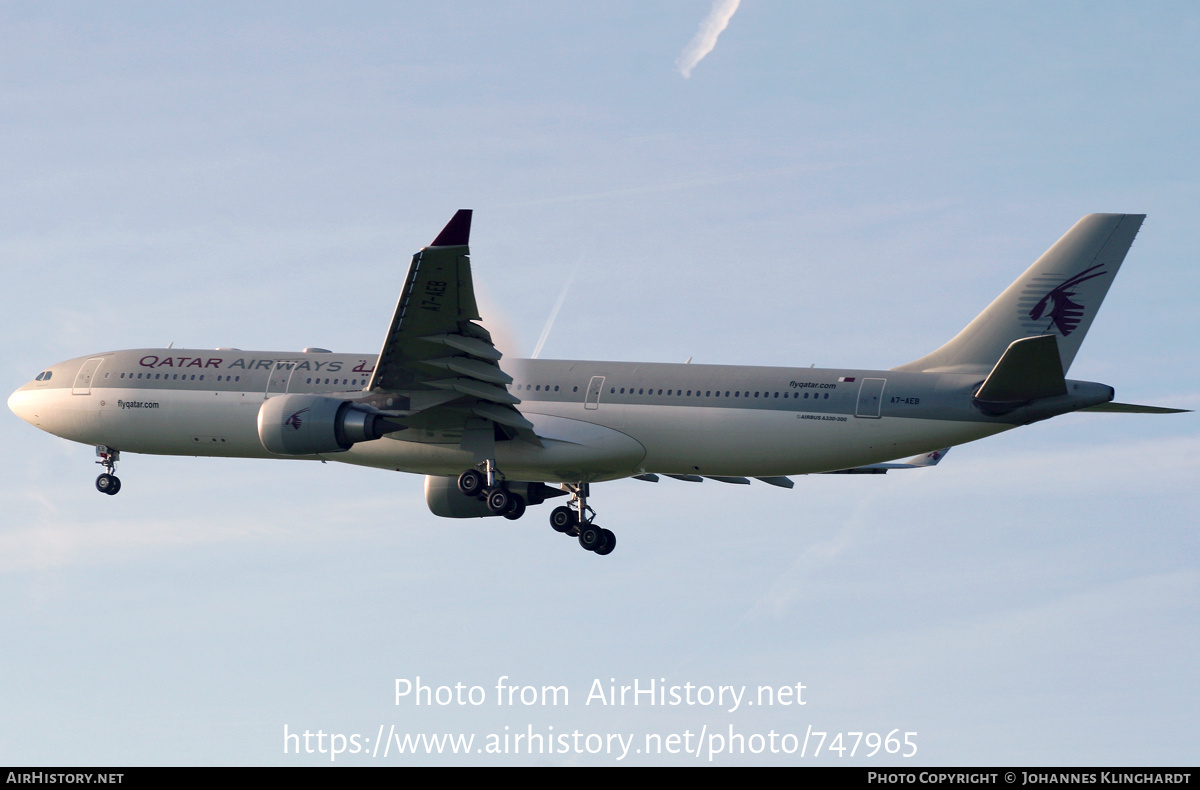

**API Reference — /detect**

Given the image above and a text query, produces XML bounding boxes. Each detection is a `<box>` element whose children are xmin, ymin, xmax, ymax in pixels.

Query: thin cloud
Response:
<box><xmin>676</xmin><ymin>0</ymin><xmax>741</xmax><ymax>78</ymax></box>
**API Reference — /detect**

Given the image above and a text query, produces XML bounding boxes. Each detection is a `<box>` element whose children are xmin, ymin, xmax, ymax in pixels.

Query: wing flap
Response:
<box><xmin>469</xmin><ymin>402</ymin><xmax>537</xmax><ymax>431</ymax></box>
<box><xmin>420</xmin><ymin>355</ymin><xmax>513</xmax><ymax>385</ymax></box>
<box><xmin>416</xmin><ymin>333</ymin><xmax>504</xmax><ymax>361</ymax></box>
<box><xmin>426</xmin><ymin>376</ymin><xmax>520</xmax><ymax>405</ymax></box>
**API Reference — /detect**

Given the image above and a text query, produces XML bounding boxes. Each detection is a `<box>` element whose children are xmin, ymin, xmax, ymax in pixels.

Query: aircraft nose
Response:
<box><xmin>8</xmin><ymin>387</ymin><xmax>37</xmax><ymax>425</ymax></box>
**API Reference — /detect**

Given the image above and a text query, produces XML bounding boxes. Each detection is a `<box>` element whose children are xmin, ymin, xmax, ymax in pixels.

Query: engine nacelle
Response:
<box><xmin>424</xmin><ymin>476</ymin><xmax>567</xmax><ymax>518</ymax></box>
<box><xmin>258</xmin><ymin>394</ymin><xmax>396</xmax><ymax>455</ymax></box>
<box><xmin>425</xmin><ymin>475</ymin><xmax>495</xmax><ymax>518</ymax></box>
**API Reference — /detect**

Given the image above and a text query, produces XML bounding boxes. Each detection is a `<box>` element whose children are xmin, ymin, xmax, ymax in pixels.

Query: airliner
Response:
<box><xmin>8</xmin><ymin>210</ymin><xmax>1185</xmax><ymax>556</ymax></box>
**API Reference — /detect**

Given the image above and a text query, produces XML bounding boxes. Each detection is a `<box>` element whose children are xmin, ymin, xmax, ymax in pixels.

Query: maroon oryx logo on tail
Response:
<box><xmin>1028</xmin><ymin>264</ymin><xmax>1107</xmax><ymax>336</ymax></box>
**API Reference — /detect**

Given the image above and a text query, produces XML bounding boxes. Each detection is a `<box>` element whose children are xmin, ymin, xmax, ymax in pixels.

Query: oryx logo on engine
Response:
<box><xmin>284</xmin><ymin>408</ymin><xmax>310</xmax><ymax>430</ymax></box>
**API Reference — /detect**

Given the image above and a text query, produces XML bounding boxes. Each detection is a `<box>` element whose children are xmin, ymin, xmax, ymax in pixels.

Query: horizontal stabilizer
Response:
<box><xmin>974</xmin><ymin>334</ymin><xmax>1066</xmax><ymax>411</ymax></box>
<box><xmin>1080</xmin><ymin>402</ymin><xmax>1191</xmax><ymax>414</ymax></box>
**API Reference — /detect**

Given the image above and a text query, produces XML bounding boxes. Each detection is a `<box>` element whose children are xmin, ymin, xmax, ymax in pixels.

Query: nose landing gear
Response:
<box><xmin>95</xmin><ymin>446</ymin><xmax>121</xmax><ymax>495</ymax></box>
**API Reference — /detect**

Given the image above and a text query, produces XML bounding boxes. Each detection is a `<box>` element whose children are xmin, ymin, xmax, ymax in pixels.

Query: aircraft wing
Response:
<box><xmin>823</xmin><ymin>447</ymin><xmax>951</xmax><ymax>475</ymax></box>
<box><xmin>364</xmin><ymin>210</ymin><xmax>538</xmax><ymax>442</ymax></box>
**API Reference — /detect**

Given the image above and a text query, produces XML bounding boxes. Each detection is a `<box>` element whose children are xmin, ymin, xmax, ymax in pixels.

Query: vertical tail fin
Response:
<box><xmin>893</xmin><ymin>214</ymin><xmax>1144</xmax><ymax>375</ymax></box>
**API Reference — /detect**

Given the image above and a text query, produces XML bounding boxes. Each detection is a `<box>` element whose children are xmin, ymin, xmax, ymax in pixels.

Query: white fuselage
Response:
<box><xmin>9</xmin><ymin>348</ymin><xmax>1013</xmax><ymax>484</ymax></box>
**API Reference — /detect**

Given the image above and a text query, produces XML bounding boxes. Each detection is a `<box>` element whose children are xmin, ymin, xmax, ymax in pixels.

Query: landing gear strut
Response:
<box><xmin>95</xmin><ymin>445</ymin><xmax>121</xmax><ymax>496</ymax></box>
<box><xmin>456</xmin><ymin>464</ymin><xmax>612</xmax><ymax>555</ymax></box>
<box><xmin>549</xmin><ymin>483</ymin><xmax>616</xmax><ymax>556</ymax></box>
<box><xmin>457</xmin><ymin>460</ymin><xmax>526</xmax><ymax>519</ymax></box>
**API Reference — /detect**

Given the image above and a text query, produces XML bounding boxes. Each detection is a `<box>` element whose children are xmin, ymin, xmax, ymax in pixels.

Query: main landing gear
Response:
<box><xmin>550</xmin><ymin>483</ymin><xmax>616</xmax><ymax>556</ymax></box>
<box><xmin>457</xmin><ymin>460</ymin><xmax>526</xmax><ymax>520</ymax></box>
<box><xmin>457</xmin><ymin>464</ymin><xmax>615</xmax><ymax>556</ymax></box>
<box><xmin>95</xmin><ymin>445</ymin><xmax>122</xmax><ymax>496</ymax></box>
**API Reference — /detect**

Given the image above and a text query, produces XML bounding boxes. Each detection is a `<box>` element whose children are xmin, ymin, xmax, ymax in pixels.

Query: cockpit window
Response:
<box><xmin>35</xmin><ymin>371</ymin><xmax>52</xmax><ymax>381</ymax></box>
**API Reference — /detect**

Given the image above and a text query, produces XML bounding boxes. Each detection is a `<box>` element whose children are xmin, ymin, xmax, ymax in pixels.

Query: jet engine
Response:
<box><xmin>424</xmin><ymin>475</ymin><xmax>567</xmax><ymax>518</ymax></box>
<box><xmin>258</xmin><ymin>394</ymin><xmax>401</xmax><ymax>455</ymax></box>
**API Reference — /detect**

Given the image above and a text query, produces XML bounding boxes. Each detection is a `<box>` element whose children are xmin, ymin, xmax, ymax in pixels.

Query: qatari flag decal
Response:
<box><xmin>838</xmin><ymin>376</ymin><xmax>855</xmax><ymax>383</ymax></box>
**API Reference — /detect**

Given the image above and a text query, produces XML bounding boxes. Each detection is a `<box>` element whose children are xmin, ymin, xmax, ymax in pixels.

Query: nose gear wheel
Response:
<box><xmin>94</xmin><ymin>446</ymin><xmax>122</xmax><ymax>496</ymax></box>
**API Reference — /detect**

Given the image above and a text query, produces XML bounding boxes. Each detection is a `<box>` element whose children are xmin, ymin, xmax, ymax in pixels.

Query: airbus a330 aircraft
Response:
<box><xmin>9</xmin><ymin>211</ymin><xmax>1185</xmax><ymax>556</ymax></box>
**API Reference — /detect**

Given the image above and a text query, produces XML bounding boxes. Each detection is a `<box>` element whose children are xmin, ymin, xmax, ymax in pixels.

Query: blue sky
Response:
<box><xmin>1</xmin><ymin>2</ymin><xmax>1197</xmax><ymax>765</ymax></box>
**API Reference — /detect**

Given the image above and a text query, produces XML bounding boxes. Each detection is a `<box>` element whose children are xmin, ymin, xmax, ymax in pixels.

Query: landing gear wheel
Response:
<box><xmin>579</xmin><ymin>524</ymin><xmax>603</xmax><ymax>552</ymax></box>
<box><xmin>549</xmin><ymin>504</ymin><xmax>573</xmax><ymax>528</ymax></box>
<box><xmin>593</xmin><ymin>529</ymin><xmax>616</xmax><ymax>556</ymax></box>
<box><xmin>96</xmin><ymin>473</ymin><xmax>121</xmax><ymax>496</ymax></box>
<box><xmin>503</xmin><ymin>494</ymin><xmax>526</xmax><ymax>521</ymax></box>
<box><xmin>485</xmin><ymin>487</ymin><xmax>511</xmax><ymax>515</ymax></box>
<box><xmin>457</xmin><ymin>469</ymin><xmax>485</xmax><ymax>498</ymax></box>
<box><xmin>550</xmin><ymin>506</ymin><xmax>574</xmax><ymax>533</ymax></box>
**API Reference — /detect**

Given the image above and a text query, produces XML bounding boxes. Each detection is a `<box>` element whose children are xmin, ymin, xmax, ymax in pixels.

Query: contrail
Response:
<box><xmin>676</xmin><ymin>0</ymin><xmax>741</xmax><ymax>79</ymax></box>
<box><xmin>532</xmin><ymin>259</ymin><xmax>581</xmax><ymax>360</ymax></box>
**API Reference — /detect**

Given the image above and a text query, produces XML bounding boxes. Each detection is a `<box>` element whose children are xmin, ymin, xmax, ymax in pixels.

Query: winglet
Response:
<box><xmin>430</xmin><ymin>209</ymin><xmax>473</xmax><ymax>247</ymax></box>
